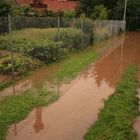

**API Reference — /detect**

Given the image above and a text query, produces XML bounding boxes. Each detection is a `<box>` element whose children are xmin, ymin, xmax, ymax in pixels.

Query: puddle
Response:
<box><xmin>0</xmin><ymin>50</ymin><xmax>12</xmax><ymax>57</ymax></box>
<box><xmin>0</xmin><ymin>74</ymin><xmax>9</xmax><ymax>83</ymax></box>
<box><xmin>4</xmin><ymin>31</ymin><xmax>140</xmax><ymax>140</ymax></box>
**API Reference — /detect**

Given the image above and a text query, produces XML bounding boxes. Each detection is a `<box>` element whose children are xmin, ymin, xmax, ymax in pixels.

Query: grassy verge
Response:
<box><xmin>0</xmin><ymin>88</ymin><xmax>58</xmax><ymax>140</ymax></box>
<box><xmin>54</xmin><ymin>47</ymin><xmax>98</xmax><ymax>81</ymax></box>
<box><xmin>85</xmin><ymin>66</ymin><xmax>139</xmax><ymax>140</ymax></box>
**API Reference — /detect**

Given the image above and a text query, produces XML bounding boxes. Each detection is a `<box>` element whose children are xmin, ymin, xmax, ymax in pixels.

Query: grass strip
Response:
<box><xmin>0</xmin><ymin>88</ymin><xmax>58</xmax><ymax>140</ymax></box>
<box><xmin>54</xmin><ymin>47</ymin><xmax>98</xmax><ymax>81</ymax></box>
<box><xmin>85</xmin><ymin>66</ymin><xmax>139</xmax><ymax>140</ymax></box>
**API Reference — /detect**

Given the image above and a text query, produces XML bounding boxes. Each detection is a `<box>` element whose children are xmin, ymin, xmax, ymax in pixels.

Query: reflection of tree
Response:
<box><xmin>94</xmin><ymin>46</ymin><xmax>122</xmax><ymax>88</ymax></box>
<box><xmin>14</xmin><ymin>123</ymin><xmax>17</xmax><ymax>136</ymax></box>
<box><xmin>81</xmin><ymin>32</ymin><xmax>140</xmax><ymax>88</ymax></box>
<box><xmin>81</xmin><ymin>46</ymin><xmax>122</xmax><ymax>88</ymax></box>
<box><xmin>33</xmin><ymin>107</ymin><xmax>44</xmax><ymax>133</ymax></box>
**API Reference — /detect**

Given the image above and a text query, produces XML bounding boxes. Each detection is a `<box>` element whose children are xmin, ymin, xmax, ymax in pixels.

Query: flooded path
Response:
<box><xmin>5</xmin><ymin>31</ymin><xmax>140</xmax><ymax>140</ymax></box>
<box><xmin>0</xmin><ymin>35</ymin><xmax>122</xmax><ymax>98</ymax></box>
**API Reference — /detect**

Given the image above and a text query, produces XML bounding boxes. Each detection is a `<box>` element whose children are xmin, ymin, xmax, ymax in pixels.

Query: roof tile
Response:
<box><xmin>16</xmin><ymin>0</ymin><xmax>77</xmax><ymax>12</ymax></box>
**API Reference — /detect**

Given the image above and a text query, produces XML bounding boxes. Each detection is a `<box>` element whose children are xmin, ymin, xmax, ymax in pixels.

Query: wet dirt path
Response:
<box><xmin>5</xmin><ymin>31</ymin><xmax>140</xmax><ymax>140</ymax></box>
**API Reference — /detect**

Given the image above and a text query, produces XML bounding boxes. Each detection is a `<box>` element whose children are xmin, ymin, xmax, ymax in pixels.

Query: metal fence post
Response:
<box><xmin>57</xmin><ymin>16</ymin><xmax>60</xmax><ymax>42</ymax></box>
<box><xmin>115</xmin><ymin>20</ymin><xmax>118</xmax><ymax>35</ymax></box>
<box><xmin>8</xmin><ymin>14</ymin><xmax>15</xmax><ymax>94</ymax></box>
<box><xmin>80</xmin><ymin>18</ymin><xmax>83</xmax><ymax>32</ymax></box>
<box><xmin>110</xmin><ymin>20</ymin><xmax>113</xmax><ymax>37</ymax></box>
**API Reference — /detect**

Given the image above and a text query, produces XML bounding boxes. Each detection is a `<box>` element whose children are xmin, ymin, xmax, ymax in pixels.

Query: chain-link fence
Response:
<box><xmin>0</xmin><ymin>17</ymin><xmax>125</xmax><ymax>35</ymax></box>
<box><xmin>0</xmin><ymin>16</ymin><xmax>125</xmax><ymax>85</ymax></box>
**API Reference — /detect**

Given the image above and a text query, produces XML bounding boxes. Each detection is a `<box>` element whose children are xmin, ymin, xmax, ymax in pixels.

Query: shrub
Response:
<box><xmin>74</xmin><ymin>18</ymin><xmax>94</xmax><ymax>43</ymax></box>
<box><xmin>0</xmin><ymin>0</ymin><xmax>11</xmax><ymax>16</ymax></box>
<box><xmin>63</xmin><ymin>11</ymin><xmax>75</xmax><ymax>18</ymax></box>
<box><xmin>27</xmin><ymin>40</ymin><xmax>62</xmax><ymax>64</ymax></box>
<box><xmin>57</xmin><ymin>28</ymin><xmax>90</xmax><ymax>50</ymax></box>
<box><xmin>0</xmin><ymin>55</ymin><xmax>41</xmax><ymax>75</ymax></box>
<box><xmin>0</xmin><ymin>28</ymin><xmax>93</xmax><ymax>64</ymax></box>
<box><xmin>91</xmin><ymin>5</ymin><xmax>108</xmax><ymax>20</ymax></box>
<box><xmin>23</xmin><ymin>28</ymin><xmax>91</xmax><ymax>63</ymax></box>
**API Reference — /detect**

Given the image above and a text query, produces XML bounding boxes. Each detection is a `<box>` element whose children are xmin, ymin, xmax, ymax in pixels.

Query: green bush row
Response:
<box><xmin>27</xmin><ymin>40</ymin><xmax>63</xmax><ymax>64</ymax></box>
<box><xmin>27</xmin><ymin>30</ymin><xmax>91</xmax><ymax>63</ymax></box>
<box><xmin>0</xmin><ymin>28</ymin><xmax>91</xmax><ymax>64</ymax></box>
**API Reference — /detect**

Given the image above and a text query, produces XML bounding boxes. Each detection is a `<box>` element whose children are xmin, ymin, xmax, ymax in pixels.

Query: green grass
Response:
<box><xmin>85</xmin><ymin>66</ymin><xmax>139</xmax><ymax>140</ymax></box>
<box><xmin>0</xmin><ymin>28</ymin><xmax>60</xmax><ymax>53</ymax></box>
<box><xmin>54</xmin><ymin>47</ymin><xmax>98</xmax><ymax>81</ymax></box>
<box><xmin>0</xmin><ymin>28</ymin><xmax>57</xmax><ymax>43</ymax></box>
<box><xmin>0</xmin><ymin>88</ymin><xmax>58</xmax><ymax>140</ymax></box>
<box><xmin>0</xmin><ymin>28</ymin><xmax>80</xmax><ymax>49</ymax></box>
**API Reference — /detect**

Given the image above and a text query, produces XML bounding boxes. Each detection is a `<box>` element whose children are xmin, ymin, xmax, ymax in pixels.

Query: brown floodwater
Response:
<box><xmin>4</xmin><ymin>31</ymin><xmax>140</xmax><ymax>140</ymax></box>
<box><xmin>0</xmin><ymin>74</ymin><xmax>9</xmax><ymax>83</ymax></box>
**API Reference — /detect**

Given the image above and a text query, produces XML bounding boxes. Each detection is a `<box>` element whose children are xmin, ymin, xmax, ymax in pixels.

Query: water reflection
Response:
<box><xmin>14</xmin><ymin>124</ymin><xmax>17</xmax><ymax>136</ymax></box>
<box><xmin>33</xmin><ymin>108</ymin><xmax>44</xmax><ymax>133</ymax></box>
<box><xmin>81</xmin><ymin>32</ymin><xmax>140</xmax><ymax>89</ymax></box>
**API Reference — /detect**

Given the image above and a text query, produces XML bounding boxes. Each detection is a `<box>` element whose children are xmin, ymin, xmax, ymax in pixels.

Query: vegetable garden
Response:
<box><xmin>0</xmin><ymin>17</ymin><xmax>125</xmax><ymax>84</ymax></box>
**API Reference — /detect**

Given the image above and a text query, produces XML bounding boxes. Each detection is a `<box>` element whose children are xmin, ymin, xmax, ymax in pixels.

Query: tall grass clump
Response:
<box><xmin>85</xmin><ymin>66</ymin><xmax>139</xmax><ymax>140</ymax></box>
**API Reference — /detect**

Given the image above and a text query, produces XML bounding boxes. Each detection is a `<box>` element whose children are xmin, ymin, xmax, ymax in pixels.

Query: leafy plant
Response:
<box><xmin>27</xmin><ymin>40</ymin><xmax>61</xmax><ymax>64</ymax></box>
<box><xmin>0</xmin><ymin>56</ymin><xmax>41</xmax><ymax>75</ymax></box>
<box><xmin>91</xmin><ymin>5</ymin><xmax>108</xmax><ymax>20</ymax></box>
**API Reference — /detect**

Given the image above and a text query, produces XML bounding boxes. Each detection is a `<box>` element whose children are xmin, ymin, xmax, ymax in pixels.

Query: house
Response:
<box><xmin>16</xmin><ymin>0</ymin><xmax>77</xmax><ymax>12</ymax></box>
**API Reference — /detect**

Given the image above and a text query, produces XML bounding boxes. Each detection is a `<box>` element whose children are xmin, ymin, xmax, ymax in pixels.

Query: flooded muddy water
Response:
<box><xmin>0</xmin><ymin>74</ymin><xmax>9</xmax><ymax>83</ymax></box>
<box><xmin>4</xmin><ymin>31</ymin><xmax>140</xmax><ymax>140</ymax></box>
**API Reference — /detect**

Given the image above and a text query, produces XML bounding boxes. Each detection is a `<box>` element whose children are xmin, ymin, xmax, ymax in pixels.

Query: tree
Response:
<box><xmin>76</xmin><ymin>0</ymin><xmax>99</xmax><ymax>17</ymax></box>
<box><xmin>76</xmin><ymin>0</ymin><xmax>140</xmax><ymax>30</ymax></box>
<box><xmin>91</xmin><ymin>5</ymin><xmax>108</xmax><ymax>20</ymax></box>
<box><xmin>0</xmin><ymin>0</ymin><xmax>11</xmax><ymax>16</ymax></box>
<box><xmin>10</xmin><ymin>6</ymin><xmax>31</xmax><ymax>17</ymax></box>
<box><xmin>115</xmin><ymin>0</ymin><xmax>140</xmax><ymax>29</ymax></box>
<box><xmin>64</xmin><ymin>11</ymin><xmax>75</xmax><ymax>18</ymax></box>
<box><xmin>99</xmin><ymin>0</ymin><xmax>119</xmax><ymax>18</ymax></box>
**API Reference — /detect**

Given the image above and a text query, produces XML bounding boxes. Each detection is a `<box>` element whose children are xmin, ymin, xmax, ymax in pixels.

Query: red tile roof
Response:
<box><xmin>16</xmin><ymin>0</ymin><xmax>31</xmax><ymax>5</ymax></box>
<box><xmin>16</xmin><ymin>0</ymin><xmax>77</xmax><ymax>12</ymax></box>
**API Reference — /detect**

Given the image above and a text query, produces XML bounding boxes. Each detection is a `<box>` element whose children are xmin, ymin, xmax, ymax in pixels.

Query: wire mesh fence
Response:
<box><xmin>0</xmin><ymin>16</ymin><xmax>125</xmax><ymax>85</ymax></box>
